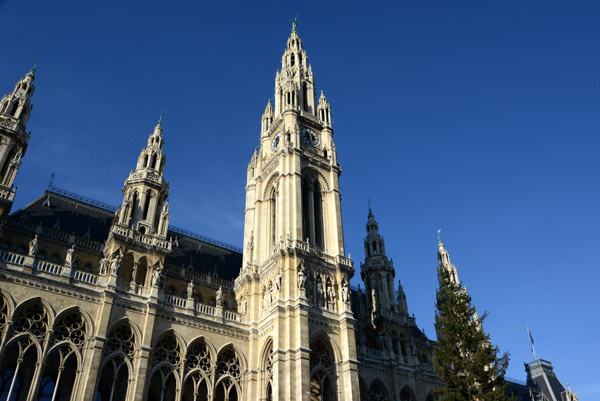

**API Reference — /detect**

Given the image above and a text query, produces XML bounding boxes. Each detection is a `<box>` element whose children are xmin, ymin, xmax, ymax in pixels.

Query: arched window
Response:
<box><xmin>214</xmin><ymin>346</ymin><xmax>242</xmax><ymax>401</ymax></box>
<box><xmin>0</xmin><ymin>148</ymin><xmax>15</xmax><ymax>183</ymax></box>
<box><xmin>291</xmin><ymin>53</ymin><xmax>295</xmax><ymax>66</ymax></box>
<box><xmin>143</xmin><ymin>154</ymin><xmax>149</xmax><ymax>167</ymax></box>
<box><xmin>303</xmin><ymin>82</ymin><xmax>308</xmax><ymax>111</ymax></box>
<box><xmin>183</xmin><ymin>337</ymin><xmax>213</xmax><ymax>401</ymax></box>
<box><xmin>37</xmin><ymin>308</ymin><xmax>88</xmax><ymax>401</ymax></box>
<box><xmin>368</xmin><ymin>380</ymin><xmax>388</xmax><ymax>401</ymax></box>
<box><xmin>400</xmin><ymin>386</ymin><xmax>416</xmax><ymax>401</ymax></box>
<box><xmin>95</xmin><ymin>322</ymin><xmax>136</xmax><ymax>401</ymax></box>
<box><xmin>1</xmin><ymin>241</ymin><xmax>10</xmax><ymax>249</ymax></box>
<box><xmin>263</xmin><ymin>341</ymin><xmax>273</xmax><ymax>401</ymax></box>
<box><xmin>36</xmin><ymin>250</ymin><xmax>46</xmax><ymax>259</ymax></box>
<box><xmin>147</xmin><ymin>333</ymin><xmax>182</xmax><ymax>401</ymax></box>
<box><xmin>269</xmin><ymin>186</ymin><xmax>277</xmax><ymax>251</ymax></box>
<box><xmin>142</xmin><ymin>190</ymin><xmax>152</xmax><ymax>220</ymax></box>
<box><xmin>302</xmin><ymin>174</ymin><xmax>325</xmax><ymax>249</ymax></box>
<box><xmin>310</xmin><ymin>337</ymin><xmax>336</xmax><ymax>401</ymax></box>
<box><xmin>150</xmin><ymin>153</ymin><xmax>158</xmax><ymax>170</ymax></box>
<box><xmin>15</xmin><ymin>245</ymin><xmax>25</xmax><ymax>254</ymax></box>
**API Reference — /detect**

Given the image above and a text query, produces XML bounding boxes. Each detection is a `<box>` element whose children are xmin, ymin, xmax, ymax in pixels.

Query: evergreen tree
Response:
<box><xmin>433</xmin><ymin>268</ymin><xmax>512</xmax><ymax>401</ymax></box>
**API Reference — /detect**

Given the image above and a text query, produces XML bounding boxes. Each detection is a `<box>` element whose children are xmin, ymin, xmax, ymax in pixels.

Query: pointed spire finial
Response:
<box><xmin>158</xmin><ymin>111</ymin><xmax>166</xmax><ymax>126</ymax></box>
<box><xmin>292</xmin><ymin>14</ymin><xmax>299</xmax><ymax>32</ymax></box>
<box><xmin>437</xmin><ymin>228</ymin><xmax>442</xmax><ymax>242</ymax></box>
<box><xmin>368</xmin><ymin>199</ymin><xmax>373</xmax><ymax>218</ymax></box>
<box><xmin>28</xmin><ymin>60</ymin><xmax>39</xmax><ymax>77</ymax></box>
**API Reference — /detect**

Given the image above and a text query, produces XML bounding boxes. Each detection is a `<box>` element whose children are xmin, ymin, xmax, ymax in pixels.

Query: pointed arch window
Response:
<box><xmin>302</xmin><ymin>175</ymin><xmax>324</xmax><ymax>249</ymax></box>
<box><xmin>269</xmin><ymin>186</ymin><xmax>278</xmax><ymax>250</ymax></box>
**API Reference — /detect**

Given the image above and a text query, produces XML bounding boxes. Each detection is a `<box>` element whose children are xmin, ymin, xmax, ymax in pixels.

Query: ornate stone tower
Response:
<box><xmin>235</xmin><ymin>20</ymin><xmax>359</xmax><ymax>401</ymax></box>
<box><xmin>360</xmin><ymin>207</ymin><xmax>398</xmax><ymax>315</ymax></box>
<box><xmin>103</xmin><ymin>119</ymin><xmax>172</xmax><ymax>289</ymax></box>
<box><xmin>0</xmin><ymin>67</ymin><xmax>35</xmax><ymax>220</ymax></box>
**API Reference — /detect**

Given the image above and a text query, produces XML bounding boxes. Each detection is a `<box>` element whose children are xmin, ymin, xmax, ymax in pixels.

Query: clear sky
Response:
<box><xmin>1</xmin><ymin>0</ymin><xmax>598</xmax><ymax>397</ymax></box>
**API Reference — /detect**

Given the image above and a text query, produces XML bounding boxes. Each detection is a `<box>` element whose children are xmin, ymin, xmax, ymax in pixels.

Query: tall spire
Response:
<box><xmin>437</xmin><ymin>235</ymin><xmax>460</xmax><ymax>285</ymax></box>
<box><xmin>273</xmin><ymin>21</ymin><xmax>317</xmax><ymax>116</ymax></box>
<box><xmin>0</xmin><ymin>68</ymin><xmax>37</xmax><ymax>219</ymax></box>
<box><xmin>114</xmin><ymin>120</ymin><xmax>169</xmax><ymax>237</ymax></box>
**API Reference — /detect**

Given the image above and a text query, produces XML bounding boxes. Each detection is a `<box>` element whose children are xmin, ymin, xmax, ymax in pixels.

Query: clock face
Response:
<box><xmin>271</xmin><ymin>133</ymin><xmax>280</xmax><ymax>151</ymax></box>
<box><xmin>301</xmin><ymin>127</ymin><xmax>319</xmax><ymax>146</ymax></box>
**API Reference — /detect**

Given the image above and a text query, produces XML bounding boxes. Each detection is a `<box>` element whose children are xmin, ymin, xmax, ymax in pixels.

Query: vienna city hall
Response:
<box><xmin>0</xmin><ymin>23</ymin><xmax>576</xmax><ymax>401</ymax></box>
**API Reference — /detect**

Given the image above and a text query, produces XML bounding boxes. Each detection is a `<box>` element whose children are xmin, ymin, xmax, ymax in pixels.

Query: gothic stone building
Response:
<box><xmin>0</xmin><ymin>25</ymin><xmax>576</xmax><ymax>401</ymax></box>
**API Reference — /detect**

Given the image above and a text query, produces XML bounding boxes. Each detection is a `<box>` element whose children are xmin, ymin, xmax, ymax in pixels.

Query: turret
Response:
<box><xmin>0</xmin><ymin>66</ymin><xmax>36</xmax><ymax>219</ymax></box>
<box><xmin>274</xmin><ymin>20</ymin><xmax>316</xmax><ymax>116</ymax></box>
<box><xmin>437</xmin><ymin>238</ymin><xmax>459</xmax><ymax>285</ymax></box>
<box><xmin>360</xmin><ymin>206</ymin><xmax>397</xmax><ymax>312</ymax></box>
<box><xmin>117</xmin><ymin>120</ymin><xmax>170</xmax><ymax>237</ymax></box>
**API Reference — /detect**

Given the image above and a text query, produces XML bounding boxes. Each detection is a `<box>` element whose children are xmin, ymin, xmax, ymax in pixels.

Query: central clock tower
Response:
<box><xmin>235</xmin><ymin>21</ymin><xmax>359</xmax><ymax>401</ymax></box>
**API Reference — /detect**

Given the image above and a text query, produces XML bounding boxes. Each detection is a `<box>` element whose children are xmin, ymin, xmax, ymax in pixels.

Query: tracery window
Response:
<box><xmin>0</xmin><ymin>294</ymin><xmax>8</xmax><ymax>336</ymax></box>
<box><xmin>301</xmin><ymin>174</ymin><xmax>324</xmax><ymax>249</ymax></box>
<box><xmin>399</xmin><ymin>386</ymin><xmax>416</xmax><ymax>401</ymax></box>
<box><xmin>148</xmin><ymin>333</ymin><xmax>182</xmax><ymax>401</ymax></box>
<box><xmin>310</xmin><ymin>337</ymin><xmax>336</xmax><ymax>401</ymax></box>
<box><xmin>35</xmin><ymin>309</ymin><xmax>88</xmax><ymax>400</ymax></box>
<box><xmin>368</xmin><ymin>380</ymin><xmax>388</xmax><ymax>401</ymax></box>
<box><xmin>263</xmin><ymin>341</ymin><xmax>273</xmax><ymax>401</ymax></box>
<box><xmin>95</xmin><ymin>321</ymin><xmax>137</xmax><ymax>401</ymax></box>
<box><xmin>183</xmin><ymin>338</ymin><xmax>213</xmax><ymax>401</ymax></box>
<box><xmin>1</xmin><ymin>300</ymin><xmax>50</xmax><ymax>401</ymax></box>
<box><xmin>12</xmin><ymin>301</ymin><xmax>49</xmax><ymax>341</ymax></box>
<box><xmin>215</xmin><ymin>346</ymin><xmax>241</xmax><ymax>401</ymax></box>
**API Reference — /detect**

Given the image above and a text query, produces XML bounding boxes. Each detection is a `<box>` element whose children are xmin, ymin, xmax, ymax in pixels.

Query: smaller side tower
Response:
<box><xmin>103</xmin><ymin>119</ymin><xmax>172</xmax><ymax>289</ymax></box>
<box><xmin>360</xmin><ymin>207</ymin><xmax>397</xmax><ymax>314</ymax></box>
<box><xmin>0</xmin><ymin>67</ymin><xmax>36</xmax><ymax>219</ymax></box>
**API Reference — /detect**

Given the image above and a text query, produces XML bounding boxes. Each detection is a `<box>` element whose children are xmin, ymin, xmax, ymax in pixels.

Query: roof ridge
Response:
<box><xmin>47</xmin><ymin>185</ymin><xmax>242</xmax><ymax>254</ymax></box>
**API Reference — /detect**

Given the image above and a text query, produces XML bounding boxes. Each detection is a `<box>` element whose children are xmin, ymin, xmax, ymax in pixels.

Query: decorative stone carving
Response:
<box><xmin>99</xmin><ymin>256</ymin><xmax>109</xmax><ymax>275</ymax></box>
<box><xmin>216</xmin><ymin>286</ymin><xmax>223</xmax><ymax>307</ymax></box>
<box><xmin>110</xmin><ymin>256</ymin><xmax>121</xmax><ymax>276</ymax></box>
<box><xmin>28</xmin><ymin>235</ymin><xmax>38</xmax><ymax>256</ymax></box>
<box><xmin>65</xmin><ymin>245</ymin><xmax>75</xmax><ymax>267</ymax></box>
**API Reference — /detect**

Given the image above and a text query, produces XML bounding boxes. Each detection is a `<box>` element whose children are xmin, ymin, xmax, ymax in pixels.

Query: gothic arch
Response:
<box><xmin>261</xmin><ymin>338</ymin><xmax>274</xmax><ymax>401</ymax></box>
<box><xmin>53</xmin><ymin>305</ymin><xmax>94</xmax><ymax>342</ymax></box>
<box><xmin>214</xmin><ymin>344</ymin><xmax>244</xmax><ymax>401</ymax></box>
<box><xmin>309</xmin><ymin>331</ymin><xmax>342</xmax><ymax>364</ymax></box>
<box><xmin>183</xmin><ymin>336</ymin><xmax>215</xmax><ymax>401</ymax></box>
<box><xmin>262</xmin><ymin>172</ymin><xmax>280</xmax><ymax>200</ymax></box>
<box><xmin>0</xmin><ymin>332</ymin><xmax>42</xmax><ymax>401</ymax></box>
<box><xmin>368</xmin><ymin>379</ymin><xmax>388</xmax><ymax>401</ymax></box>
<box><xmin>103</xmin><ymin>317</ymin><xmax>140</xmax><ymax>360</ymax></box>
<box><xmin>11</xmin><ymin>296</ymin><xmax>55</xmax><ymax>338</ymax></box>
<box><xmin>309</xmin><ymin>334</ymin><xmax>337</xmax><ymax>401</ymax></box>
<box><xmin>301</xmin><ymin>167</ymin><xmax>330</xmax><ymax>193</ymax></box>
<box><xmin>399</xmin><ymin>385</ymin><xmax>416</xmax><ymax>401</ymax></box>
<box><xmin>0</xmin><ymin>289</ymin><xmax>15</xmax><ymax>335</ymax></box>
<box><xmin>95</xmin><ymin>319</ymin><xmax>139</xmax><ymax>401</ymax></box>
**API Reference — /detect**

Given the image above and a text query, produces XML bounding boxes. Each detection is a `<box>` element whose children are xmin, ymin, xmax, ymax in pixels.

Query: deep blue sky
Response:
<box><xmin>1</xmin><ymin>0</ymin><xmax>598</xmax><ymax>396</ymax></box>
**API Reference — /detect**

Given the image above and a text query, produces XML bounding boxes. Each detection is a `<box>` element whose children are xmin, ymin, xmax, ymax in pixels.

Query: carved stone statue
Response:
<box><xmin>28</xmin><ymin>235</ymin><xmax>38</xmax><ymax>256</ymax></box>
<box><xmin>152</xmin><ymin>266</ymin><xmax>163</xmax><ymax>288</ymax></box>
<box><xmin>187</xmin><ymin>280</ymin><xmax>195</xmax><ymax>298</ymax></box>
<box><xmin>341</xmin><ymin>280</ymin><xmax>349</xmax><ymax>303</ymax></box>
<box><xmin>215</xmin><ymin>286</ymin><xmax>223</xmax><ymax>307</ymax></box>
<box><xmin>297</xmin><ymin>268</ymin><xmax>306</xmax><ymax>290</ymax></box>
<box><xmin>326</xmin><ymin>280</ymin><xmax>335</xmax><ymax>301</ymax></box>
<box><xmin>99</xmin><ymin>256</ymin><xmax>109</xmax><ymax>275</ymax></box>
<box><xmin>110</xmin><ymin>256</ymin><xmax>121</xmax><ymax>276</ymax></box>
<box><xmin>275</xmin><ymin>268</ymin><xmax>282</xmax><ymax>291</ymax></box>
<box><xmin>241</xmin><ymin>296</ymin><xmax>248</xmax><ymax>314</ymax></box>
<box><xmin>317</xmin><ymin>278</ymin><xmax>324</xmax><ymax>304</ymax></box>
<box><xmin>65</xmin><ymin>245</ymin><xmax>75</xmax><ymax>267</ymax></box>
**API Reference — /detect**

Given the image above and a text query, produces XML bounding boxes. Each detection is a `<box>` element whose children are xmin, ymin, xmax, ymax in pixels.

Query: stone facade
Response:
<box><xmin>0</xmin><ymin>23</ymin><xmax>575</xmax><ymax>401</ymax></box>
